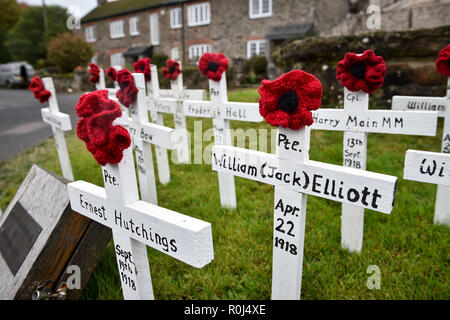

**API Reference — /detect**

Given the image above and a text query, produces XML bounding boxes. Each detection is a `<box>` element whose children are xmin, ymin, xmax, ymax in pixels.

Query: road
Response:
<box><xmin>0</xmin><ymin>89</ymin><xmax>82</xmax><ymax>162</ymax></box>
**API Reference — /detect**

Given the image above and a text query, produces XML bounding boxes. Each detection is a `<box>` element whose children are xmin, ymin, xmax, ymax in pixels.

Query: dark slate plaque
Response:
<box><xmin>0</xmin><ymin>201</ymin><xmax>42</xmax><ymax>276</ymax></box>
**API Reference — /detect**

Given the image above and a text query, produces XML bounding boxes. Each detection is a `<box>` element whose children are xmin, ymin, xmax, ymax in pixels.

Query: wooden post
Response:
<box><xmin>96</xmin><ymin>67</ymin><xmax>106</xmax><ymax>90</ymax></box>
<box><xmin>41</xmin><ymin>77</ymin><xmax>74</xmax><ymax>181</ymax></box>
<box><xmin>341</xmin><ymin>89</ymin><xmax>368</xmax><ymax>253</ymax></box>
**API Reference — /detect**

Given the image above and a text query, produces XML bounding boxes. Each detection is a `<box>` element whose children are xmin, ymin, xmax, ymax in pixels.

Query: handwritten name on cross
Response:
<box><xmin>183</xmin><ymin>73</ymin><xmax>263</xmax><ymax>209</ymax></box>
<box><xmin>40</xmin><ymin>77</ymin><xmax>74</xmax><ymax>181</ymax></box>
<box><xmin>68</xmin><ymin>133</ymin><xmax>214</xmax><ymax>300</ymax></box>
<box><xmin>310</xmin><ymin>88</ymin><xmax>438</xmax><ymax>252</ymax></box>
<box><xmin>212</xmin><ymin>126</ymin><xmax>397</xmax><ymax>299</ymax></box>
<box><xmin>392</xmin><ymin>77</ymin><xmax>450</xmax><ymax>226</ymax></box>
<box><xmin>116</xmin><ymin>73</ymin><xmax>179</xmax><ymax>205</ymax></box>
<box><xmin>404</xmin><ymin>150</ymin><xmax>450</xmax><ymax>186</ymax></box>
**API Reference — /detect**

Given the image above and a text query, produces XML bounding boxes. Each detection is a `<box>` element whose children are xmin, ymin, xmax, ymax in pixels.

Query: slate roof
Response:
<box><xmin>82</xmin><ymin>0</ymin><xmax>186</xmax><ymax>23</ymax></box>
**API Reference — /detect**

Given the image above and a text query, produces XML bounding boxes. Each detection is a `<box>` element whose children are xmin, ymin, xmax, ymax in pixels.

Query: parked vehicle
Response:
<box><xmin>0</xmin><ymin>62</ymin><xmax>35</xmax><ymax>88</ymax></box>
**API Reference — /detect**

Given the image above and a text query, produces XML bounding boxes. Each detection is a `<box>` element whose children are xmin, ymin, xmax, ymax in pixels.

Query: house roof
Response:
<box><xmin>82</xmin><ymin>0</ymin><xmax>185</xmax><ymax>23</ymax></box>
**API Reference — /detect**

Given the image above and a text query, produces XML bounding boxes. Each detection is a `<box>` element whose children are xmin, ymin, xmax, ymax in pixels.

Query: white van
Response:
<box><xmin>0</xmin><ymin>61</ymin><xmax>35</xmax><ymax>88</ymax></box>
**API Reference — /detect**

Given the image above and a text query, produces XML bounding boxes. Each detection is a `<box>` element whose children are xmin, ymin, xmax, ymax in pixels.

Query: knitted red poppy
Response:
<box><xmin>106</xmin><ymin>67</ymin><xmax>117</xmax><ymax>82</ymax></box>
<box><xmin>259</xmin><ymin>70</ymin><xmax>322</xmax><ymax>130</ymax></box>
<box><xmin>133</xmin><ymin>57</ymin><xmax>151</xmax><ymax>82</ymax></box>
<box><xmin>116</xmin><ymin>69</ymin><xmax>138</xmax><ymax>108</ymax></box>
<box><xmin>29</xmin><ymin>76</ymin><xmax>51</xmax><ymax>103</ymax></box>
<box><xmin>198</xmin><ymin>52</ymin><xmax>229</xmax><ymax>81</ymax></box>
<box><xmin>162</xmin><ymin>59</ymin><xmax>182</xmax><ymax>81</ymax></box>
<box><xmin>435</xmin><ymin>45</ymin><xmax>450</xmax><ymax>77</ymax></box>
<box><xmin>88</xmin><ymin>63</ymin><xmax>100</xmax><ymax>84</ymax></box>
<box><xmin>76</xmin><ymin>90</ymin><xmax>131</xmax><ymax>166</ymax></box>
<box><xmin>336</xmin><ymin>50</ymin><xmax>386</xmax><ymax>94</ymax></box>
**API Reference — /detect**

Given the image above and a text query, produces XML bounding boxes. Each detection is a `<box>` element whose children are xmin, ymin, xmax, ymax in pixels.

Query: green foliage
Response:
<box><xmin>244</xmin><ymin>55</ymin><xmax>268</xmax><ymax>84</ymax></box>
<box><xmin>0</xmin><ymin>29</ymin><xmax>11</xmax><ymax>63</ymax></box>
<box><xmin>151</xmin><ymin>53</ymin><xmax>169</xmax><ymax>68</ymax></box>
<box><xmin>6</xmin><ymin>5</ymin><xmax>68</xmax><ymax>65</ymax></box>
<box><xmin>0</xmin><ymin>0</ymin><xmax>20</xmax><ymax>32</ymax></box>
<box><xmin>1</xmin><ymin>90</ymin><xmax>448</xmax><ymax>299</ymax></box>
<box><xmin>47</xmin><ymin>32</ymin><xmax>93</xmax><ymax>73</ymax></box>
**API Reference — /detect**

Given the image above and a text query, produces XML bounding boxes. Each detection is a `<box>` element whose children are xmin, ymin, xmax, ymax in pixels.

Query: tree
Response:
<box><xmin>6</xmin><ymin>5</ymin><xmax>67</xmax><ymax>65</ymax></box>
<box><xmin>0</xmin><ymin>0</ymin><xmax>20</xmax><ymax>32</ymax></box>
<box><xmin>47</xmin><ymin>32</ymin><xmax>93</xmax><ymax>73</ymax></box>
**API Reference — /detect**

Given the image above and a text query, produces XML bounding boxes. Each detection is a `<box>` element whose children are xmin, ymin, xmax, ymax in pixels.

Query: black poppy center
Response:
<box><xmin>208</xmin><ymin>61</ymin><xmax>219</xmax><ymax>72</ymax></box>
<box><xmin>278</xmin><ymin>91</ymin><xmax>299</xmax><ymax>113</ymax></box>
<box><xmin>350</xmin><ymin>63</ymin><xmax>366</xmax><ymax>79</ymax></box>
<box><xmin>120</xmin><ymin>83</ymin><xmax>127</xmax><ymax>91</ymax></box>
<box><xmin>140</xmin><ymin>65</ymin><xmax>145</xmax><ymax>71</ymax></box>
<box><xmin>169</xmin><ymin>66</ymin><xmax>176</xmax><ymax>73</ymax></box>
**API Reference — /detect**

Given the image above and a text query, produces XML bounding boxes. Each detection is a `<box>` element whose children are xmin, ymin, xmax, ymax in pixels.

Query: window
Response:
<box><xmin>187</xmin><ymin>2</ymin><xmax>210</xmax><ymax>27</ymax></box>
<box><xmin>85</xmin><ymin>26</ymin><xmax>96</xmax><ymax>43</ymax></box>
<box><xmin>129</xmin><ymin>17</ymin><xmax>139</xmax><ymax>36</ymax></box>
<box><xmin>170</xmin><ymin>8</ymin><xmax>182</xmax><ymax>29</ymax></box>
<box><xmin>149</xmin><ymin>13</ymin><xmax>159</xmax><ymax>45</ymax></box>
<box><xmin>249</xmin><ymin>0</ymin><xmax>272</xmax><ymax>19</ymax></box>
<box><xmin>247</xmin><ymin>40</ymin><xmax>267</xmax><ymax>59</ymax></box>
<box><xmin>110</xmin><ymin>20</ymin><xmax>125</xmax><ymax>39</ymax></box>
<box><xmin>171</xmin><ymin>47</ymin><xmax>179</xmax><ymax>60</ymax></box>
<box><xmin>110</xmin><ymin>53</ymin><xmax>124</xmax><ymax>67</ymax></box>
<box><xmin>189</xmin><ymin>44</ymin><xmax>211</xmax><ymax>61</ymax></box>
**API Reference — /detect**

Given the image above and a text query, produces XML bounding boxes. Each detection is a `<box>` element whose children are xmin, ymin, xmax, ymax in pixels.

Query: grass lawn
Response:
<box><xmin>0</xmin><ymin>88</ymin><xmax>448</xmax><ymax>299</ymax></box>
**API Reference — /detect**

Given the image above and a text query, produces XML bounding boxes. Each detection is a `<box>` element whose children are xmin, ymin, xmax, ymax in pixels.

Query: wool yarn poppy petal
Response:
<box><xmin>162</xmin><ymin>59</ymin><xmax>182</xmax><ymax>81</ymax></box>
<box><xmin>75</xmin><ymin>90</ymin><xmax>131</xmax><ymax>166</ymax></box>
<box><xmin>88</xmin><ymin>63</ymin><xmax>101</xmax><ymax>84</ymax></box>
<box><xmin>336</xmin><ymin>50</ymin><xmax>386</xmax><ymax>94</ymax></box>
<box><xmin>133</xmin><ymin>58</ymin><xmax>151</xmax><ymax>82</ymax></box>
<box><xmin>106</xmin><ymin>67</ymin><xmax>117</xmax><ymax>82</ymax></box>
<box><xmin>258</xmin><ymin>70</ymin><xmax>322</xmax><ymax>130</ymax></box>
<box><xmin>435</xmin><ymin>45</ymin><xmax>450</xmax><ymax>77</ymax></box>
<box><xmin>116</xmin><ymin>69</ymin><xmax>138</xmax><ymax>108</ymax></box>
<box><xmin>198</xmin><ymin>52</ymin><xmax>229</xmax><ymax>81</ymax></box>
<box><xmin>29</xmin><ymin>76</ymin><xmax>52</xmax><ymax>103</ymax></box>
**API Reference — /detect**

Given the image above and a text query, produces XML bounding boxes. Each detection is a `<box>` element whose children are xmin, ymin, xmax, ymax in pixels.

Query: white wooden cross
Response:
<box><xmin>392</xmin><ymin>77</ymin><xmax>450</xmax><ymax>226</ymax></box>
<box><xmin>404</xmin><ymin>150</ymin><xmax>450</xmax><ymax>186</ymax></box>
<box><xmin>40</xmin><ymin>77</ymin><xmax>74</xmax><ymax>181</ymax></box>
<box><xmin>183</xmin><ymin>73</ymin><xmax>263</xmax><ymax>209</ymax></box>
<box><xmin>115</xmin><ymin>73</ymin><xmax>180</xmax><ymax>205</ymax></box>
<box><xmin>310</xmin><ymin>88</ymin><xmax>438</xmax><ymax>252</ymax></box>
<box><xmin>212</xmin><ymin>126</ymin><xmax>397</xmax><ymax>299</ymax></box>
<box><xmin>147</xmin><ymin>62</ymin><xmax>205</xmax><ymax>166</ymax></box>
<box><xmin>95</xmin><ymin>66</ymin><xmax>106</xmax><ymax>90</ymax></box>
<box><xmin>67</xmin><ymin>111</ymin><xmax>214</xmax><ymax>301</ymax></box>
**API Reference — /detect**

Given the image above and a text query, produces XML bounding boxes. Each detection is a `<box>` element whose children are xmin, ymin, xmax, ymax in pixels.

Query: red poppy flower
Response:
<box><xmin>116</xmin><ymin>69</ymin><xmax>138</xmax><ymax>108</ymax></box>
<box><xmin>198</xmin><ymin>52</ymin><xmax>229</xmax><ymax>81</ymax></box>
<box><xmin>435</xmin><ymin>45</ymin><xmax>450</xmax><ymax>77</ymax></box>
<box><xmin>258</xmin><ymin>70</ymin><xmax>322</xmax><ymax>130</ymax></box>
<box><xmin>336</xmin><ymin>50</ymin><xmax>386</xmax><ymax>94</ymax></box>
<box><xmin>88</xmin><ymin>63</ymin><xmax>101</xmax><ymax>84</ymax></box>
<box><xmin>106</xmin><ymin>67</ymin><xmax>117</xmax><ymax>82</ymax></box>
<box><xmin>29</xmin><ymin>76</ymin><xmax>51</xmax><ymax>103</ymax></box>
<box><xmin>162</xmin><ymin>59</ymin><xmax>182</xmax><ymax>81</ymax></box>
<box><xmin>76</xmin><ymin>90</ymin><xmax>131</xmax><ymax>166</ymax></box>
<box><xmin>133</xmin><ymin>57</ymin><xmax>151</xmax><ymax>82</ymax></box>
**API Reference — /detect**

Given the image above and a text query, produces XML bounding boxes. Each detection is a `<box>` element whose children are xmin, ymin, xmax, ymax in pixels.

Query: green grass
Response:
<box><xmin>0</xmin><ymin>87</ymin><xmax>448</xmax><ymax>299</ymax></box>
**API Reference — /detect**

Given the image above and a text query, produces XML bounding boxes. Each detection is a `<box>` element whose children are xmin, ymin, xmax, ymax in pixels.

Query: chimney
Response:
<box><xmin>97</xmin><ymin>0</ymin><xmax>108</xmax><ymax>7</ymax></box>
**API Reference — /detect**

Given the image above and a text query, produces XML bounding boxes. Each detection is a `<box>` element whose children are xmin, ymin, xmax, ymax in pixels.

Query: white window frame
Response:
<box><xmin>110</xmin><ymin>53</ymin><xmax>124</xmax><ymax>67</ymax></box>
<box><xmin>249</xmin><ymin>0</ymin><xmax>272</xmax><ymax>19</ymax></box>
<box><xmin>85</xmin><ymin>25</ymin><xmax>96</xmax><ymax>43</ymax></box>
<box><xmin>109</xmin><ymin>20</ymin><xmax>125</xmax><ymax>39</ymax></box>
<box><xmin>129</xmin><ymin>17</ymin><xmax>139</xmax><ymax>36</ymax></box>
<box><xmin>170</xmin><ymin>7</ymin><xmax>182</xmax><ymax>29</ymax></box>
<box><xmin>188</xmin><ymin>44</ymin><xmax>211</xmax><ymax>61</ymax></box>
<box><xmin>149</xmin><ymin>13</ymin><xmax>159</xmax><ymax>45</ymax></box>
<box><xmin>247</xmin><ymin>39</ymin><xmax>268</xmax><ymax>59</ymax></box>
<box><xmin>187</xmin><ymin>2</ymin><xmax>210</xmax><ymax>27</ymax></box>
<box><xmin>171</xmin><ymin>47</ymin><xmax>179</xmax><ymax>60</ymax></box>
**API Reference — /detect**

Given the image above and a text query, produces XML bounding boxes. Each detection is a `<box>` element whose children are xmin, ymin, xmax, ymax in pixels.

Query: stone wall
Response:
<box><xmin>271</xmin><ymin>25</ymin><xmax>450</xmax><ymax>107</ymax></box>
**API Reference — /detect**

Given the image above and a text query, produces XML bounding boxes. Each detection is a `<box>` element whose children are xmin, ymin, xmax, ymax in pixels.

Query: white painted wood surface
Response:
<box><xmin>68</xmin><ymin>145</ymin><xmax>214</xmax><ymax>299</ymax></box>
<box><xmin>271</xmin><ymin>127</ymin><xmax>309</xmax><ymax>300</ymax></box>
<box><xmin>41</xmin><ymin>78</ymin><xmax>74</xmax><ymax>181</ymax></box>
<box><xmin>404</xmin><ymin>150</ymin><xmax>450</xmax><ymax>186</ymax></box>
<box><xmin>95</xmin><ymin>67</ymin><xmax>106</xmax><ymax>90</ymax></box>
<box><xmin>392</xmin><ymin>77</ymin><xmax>450</xmax><ymax>226</ymax></box>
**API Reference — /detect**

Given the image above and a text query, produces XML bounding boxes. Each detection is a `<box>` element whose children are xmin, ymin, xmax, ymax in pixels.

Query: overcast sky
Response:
<box><xmin>20</xmin><ymin>0</ymin><xmax>97</xmax><ymax>17</ymax></box>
